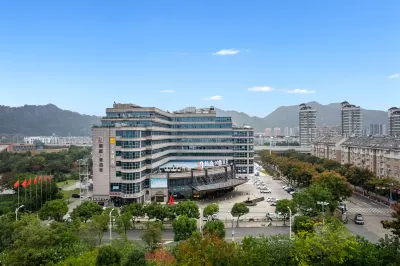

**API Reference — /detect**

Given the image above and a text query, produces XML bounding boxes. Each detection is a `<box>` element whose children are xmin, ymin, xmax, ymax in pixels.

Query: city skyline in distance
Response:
<box><xmin>0</xmin><ymin>1</ymin><xmax>399</xmax><ymax>117</ymax></box>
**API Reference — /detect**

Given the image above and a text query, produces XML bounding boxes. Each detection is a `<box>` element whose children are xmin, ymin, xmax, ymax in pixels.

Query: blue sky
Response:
<box><xmin>1</xmin><ymin>0</ymin><xmax>399</xmax><ymax>117</ymax></box>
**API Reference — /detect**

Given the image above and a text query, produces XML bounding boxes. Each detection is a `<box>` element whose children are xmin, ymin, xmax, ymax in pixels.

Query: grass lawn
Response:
<box><xmin>56</xmin><ymin>179</ymin><xmax>77</xmax><ymax>188</ymax></box>
<box><xmin>62</xmin><ymin>188</ymin><xmax>80</xmax><ymax>199</ymax></box>
<box><xmin>260</xmin><ymin>169</ymin><xmax>269</xmax><ymax>175</ymax></box>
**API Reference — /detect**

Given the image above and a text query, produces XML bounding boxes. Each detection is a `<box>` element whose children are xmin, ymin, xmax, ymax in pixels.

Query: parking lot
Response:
<box><xmin>197</xmin><ymin>163</ymin><xmax>293</xmax><ymax>221</ymax></box>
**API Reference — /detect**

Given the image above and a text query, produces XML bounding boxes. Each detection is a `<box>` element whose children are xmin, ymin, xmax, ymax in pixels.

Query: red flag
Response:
<box><xmin>13</xmin><ymin>180</ymin><xmax>19</xmax><ymax>188</ymax></box>
<box><xmin>168</xmin><ymin>195</ymin><xmax>174</xmax><ymax>205</ymax></box>
<box><xmin>21</xmin><ymin>179</ymin><xmax>27</xmax><ymax>188</ymax></box>
<box><xmin>27</xmin><ymin>178</ymin><xmax>31</xmax><ymax>186</ymax></box>
<box><xmin>43</xmin><ymin>176</ymin><xmax>47</xmax><ymax>182</ymax></box>
<box><xmin>38</xmin><ymin>176</ymin><xmax>42</xmax><ymax>182</ymax></box>
<box><xmin>48</xmin><ymin>175</ymin><xmax>53</xmax><ymax>180</ymax></box>
<box><xmin>33</xmin><ymin>177</ymin><xmax>37</xmax><ymax>185</ymax></box>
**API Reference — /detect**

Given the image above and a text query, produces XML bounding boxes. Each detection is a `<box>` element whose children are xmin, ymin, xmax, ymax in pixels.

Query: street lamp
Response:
<box><xmin>231</xmin><ymin>217</ymin><xmax>235</xmax><ymax>242</ymax></box>
<box><xmin>317</xmin><ymin>201</ymin><xmax>329</xmax><ymax>225</ymax></box>
<box><xmin>109</xmin><ymin>208</ymin><xmax>115</xmax><ymax>244</ymax></box>
<box><xmin>287</xmin><ymin>206</ymin><xmax>292</xmax><ymax>240</ymax></box>
<box><xmin>77</xmin><ymin>159</ymin><xmax>82</xmax><ymax>204</ymax></box>
<box><xmin>15</xmin><ymin>205</ymin><xmax>24</xmax><ymax>221</ymax></box>
<box><xmin>199</xmin><ymin>208</ymin><xmax>203</xmax><ymax>234</ymax></box>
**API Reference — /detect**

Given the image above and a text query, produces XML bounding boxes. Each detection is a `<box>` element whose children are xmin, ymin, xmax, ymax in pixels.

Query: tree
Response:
<box><xmin>58</xmin><ymin>250</ymin><xmax>98</xmax><ymax>266</ymax></box>
<box><xmin>275</xmin><ymin>199</ymin><xmax>295</xmax><ymax>225</ymax></box>
<box><xmin>115</xmin><ymin>212</ymin><xmax>133</xmax><ymax>235</ymax></box>
<box><xmin>89</xmin><ymin>213</ymin><xmax>109</xmax><ymax>245</ymax></box>
<box><xmin>141</xmin><ymin>221</ymin><xmax>163</xmax><ymax>251</ymax></box>
<box><xmin>123</xmin><ymin>249</ymin><xmax>147</xmax><ymax>266</ymax></box>
<box><xmin>174</xmin><ymin>233</ymin><xmax>239</xmax><ymax>266</ymax></box>
<box><xmin>122</xmin><ymin>202</ymin><xmax>144</xmax><ymax>227</ymax></box>
<box><xmin>239</xmin><ymin>235</ymin><xmax>295</xmax><ymax>266</ymax></box>
<box><xmin>203</xmin><ymin>220</ymin><xmax>225</xmax><ymax>238</ymax></box>
<box><xmin>203</xmin><ymin>203</ymin><xmax>219</xmax><ymax>217</ymax></box>
<box><xmin>382</xmin><ymin>204</ymin><xmax>400</xmax><ymax>237</ymax></box>
<box><xmin>71</xmin><ymin>201</ymin><xmax>104</xmax><ymax>222</ymax></box>
<box><xmin>293</xmin><ymin>216</ymin><xmax>314</xmax><ymax>235</ymax></box>
<box><xmin>231</xmin><ymin>202</ymin><xmax>249</xmax><ymax>226</ymax></box>
<box><xmin>96</xmin><ymin>245</ymin><xmax>121</xmax><ymax>266</ymax></box>
<box><xmin>293</xmin><ymin>224</ymin><xmax>359</xmax><ymax>265</ymax></box>
<box><xmin>293</xmin><ymin>183</ymin><xmax>336</xmax><ymax>216</ymax></box>
<box><xmin>145</xmin><ymin>202</ymin><xmax>170</xmax><ymax>223</ymax></box>
<box><xmin>175</xmin><ymin>200</ymin><xmax>200</xmax><ymax>219</ymax></box>
<box><xmin>312</xmin><ymin>170</ymin><xmax>352</xmax><ymax>201</ymax></box>
<box><xmin>172</xmin><ymin>215</ymin><xmax>197</xmax><ymax>242</ymax></box>
<box><xmin>39</xmin><ymin>199</ymin><xmax>68</xmax><ymax>222</ymax></box>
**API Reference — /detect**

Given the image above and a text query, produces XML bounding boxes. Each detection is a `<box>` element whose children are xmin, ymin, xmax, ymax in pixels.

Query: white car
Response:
<box><xmin>266</xmin><ymin>197</ymin><xmax>277</xmax><ymax>202</ymax></box>
<box><xmin>260</xmin><ymin>189</ymin><xmax>271</xmax><ymax>193</ymax></box>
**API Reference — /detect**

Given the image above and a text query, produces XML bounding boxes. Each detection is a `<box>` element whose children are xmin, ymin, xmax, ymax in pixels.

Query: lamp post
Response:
<box><xmin>199</xmin><ymin>208</ymin><xmax>202</xmax><ymax>234</ymax></box>
<box><xmin>109</xmin><ymin>208</ymin><xmax>115</xmax><ymax>244</ymax></box>
<box><xmin>231</xmin><ymin>217</ymin><xmax>235</xmax><ymax>242</ymax></box>
<box><xmin>77</xmin><ymin>159</ymin><xmax>82</xmax><ymax>204</ymax></box>
<box><xmin>287</xmin><ymin>206</ymin><xmax>292</xmax><ymax>240</ymax></box>
<box><xmin>15</xmin><ymin>205</ymin><xmax>24</xmax><ymax>221</ymax></box>
<box><xmin>317</xmin><ymin>201</ymin><xmax>329</xmax><ymax>225</ymax></box>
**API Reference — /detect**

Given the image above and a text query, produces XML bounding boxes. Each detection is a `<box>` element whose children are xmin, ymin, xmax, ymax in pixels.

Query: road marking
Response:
<box><xmin>347</xmin><ymin>207</ymin><xmax>393</xmax><ymax>215</ymax></box>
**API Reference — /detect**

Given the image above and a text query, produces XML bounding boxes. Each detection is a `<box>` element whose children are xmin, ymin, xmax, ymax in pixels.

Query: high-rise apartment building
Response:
<box><xmin>369</xmin><ymin>123</ymin><xmax>386</xmax><ymax>136</ymax></box>
<box><xmin>265</xmin><ymin>128</ymin><xmax>272</xmax><ymax>137</ymax></box>
<box><xmin>341</xmin><ymin>101</ymin><xmax>362</xmax><ymax>137</ymax></box>
<box><xmin>273</xmin><ymin>127</ymin><xmax>281</xmax><ymax>137</ymax></box>
<box><xmin>92</xmin><ymin>103</ymin><xmax>254</xmax><ymax>205</ymax></box>
<box><xmin>389</xmin><ymin>107</ymin><xmax>400</xmax><ymax>137</ymax></box>
<box><xmin>284</xmin><ymin>127</ymin><xmax>289</xmax><ymax>137</ymax></box>
<box><xmin>299</xmin><ymin>103</ymin><xmax>316</xmax><ymax>147</ymax></box>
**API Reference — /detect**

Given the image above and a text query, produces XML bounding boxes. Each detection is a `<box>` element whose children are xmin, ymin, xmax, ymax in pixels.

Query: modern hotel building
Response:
<box><xmin>92</xmin><ymin>103</ymin><xmax>254</xmax><ymax>205</ymax></box>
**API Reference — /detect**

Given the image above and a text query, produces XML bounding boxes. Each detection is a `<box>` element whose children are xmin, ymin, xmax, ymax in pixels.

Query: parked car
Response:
<box><xmin>289</xmin><ymin>191</ymin><xmax>297</xmax><ymax>195</ymax></box>
<box><xmin>260</xmin><ymin>189</ymin><xmax>271</xmax><ymax>193</ymax></box>
<box><xmin>270</xmin><ymin>201</ymin><xmax>278</xmax><ymax>206</ymax></box>
<box><xmin>354</xmin><ymin>213</ymin><xmax>364</xmax><ymax>225</ymax></box>
<box><xmin>255</xmin><ymin>172</ymin><xmax>260</xmax><ymax>176</ymax></box>
<box><xmin>71</xmin><ymin>194</ymin><xmax>81</xmax><ymax>198</ymax></box>
<box><xmin>266</xmin><ymin>197</ymin><xmax>275</xmax><ymax>202</ymax></box>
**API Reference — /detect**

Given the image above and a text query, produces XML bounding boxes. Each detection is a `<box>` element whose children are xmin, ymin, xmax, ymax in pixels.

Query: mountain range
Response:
<box><xmin>0</xmin><ymin>102</ymin><xmax>388</xmax><ymax>136</ymax></box>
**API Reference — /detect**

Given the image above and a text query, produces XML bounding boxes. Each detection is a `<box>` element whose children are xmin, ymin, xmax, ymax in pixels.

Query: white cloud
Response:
<box><xmin>248</xmin><ymin>86</ymin><xmax>274</xmax><ymax>92</ymax></box>
<box><xmin>203</xmin><ymin>95</ymin><xmax>223</xmax><ymax>101</ymax></box>
<box><xmin>388</xmin><ymin>73</ymin><xmax>400</xmax><ymax>79</ymax></box>
<box><xmin>285</xmin><ymin>89</ymin><xmax>316</xmax><ymax>94</ymax></box>
<box><xmin>160</xmin><ymin>90</ymin><xmax>175</xmax><ymax>93</ymax></box>
<box><xmin>213</xmin><ymin>49</ymin><xmax>240</xmax><ymax>56</ymax></box>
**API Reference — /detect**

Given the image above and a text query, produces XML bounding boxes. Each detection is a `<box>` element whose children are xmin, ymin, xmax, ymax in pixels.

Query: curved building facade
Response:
<box><xmin>92</xmin><ymin>103</ymin><xmax>254</xmax><ymax>205</ymax></box>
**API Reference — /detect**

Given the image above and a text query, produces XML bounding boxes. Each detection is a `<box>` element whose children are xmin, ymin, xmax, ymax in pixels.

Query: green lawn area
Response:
<box><xmin>56</xmin><ymin>179</ymin><xmax>77</xmax><ymax>188</ymax></box>
<box><xmin>62</xmin><ymin>188</ymin><xmax>80</xmax><ymax>199</ymax></box>
<box><xmin>260</xmin><ymin>169</ymin><xmax>269</xmax><ymax>175</ymax></box>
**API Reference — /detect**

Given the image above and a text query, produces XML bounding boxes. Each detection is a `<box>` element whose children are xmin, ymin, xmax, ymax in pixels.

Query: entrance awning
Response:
<box><xmin>190</xmin><ymin>179</ymin><xmax>247</xmax><ymax>192</ymax></box>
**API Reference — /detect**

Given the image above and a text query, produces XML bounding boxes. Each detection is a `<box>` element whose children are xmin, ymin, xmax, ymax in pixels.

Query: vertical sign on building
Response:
<box><xmin>110</xmin><ymin>137</ymin><xmax>116</xmax><ymax>168</ymax></box>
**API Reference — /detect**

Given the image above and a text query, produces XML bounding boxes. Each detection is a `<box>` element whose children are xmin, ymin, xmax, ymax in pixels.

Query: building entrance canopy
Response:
<box><xmin>190</xmin><ymin>178</ymin><xmax>247</xmax><ymax>192</ymax></box>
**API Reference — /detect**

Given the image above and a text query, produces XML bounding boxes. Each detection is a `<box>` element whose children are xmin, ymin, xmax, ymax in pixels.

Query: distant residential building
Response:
<box><xmin>316</xmin><ymin>126</ymin><xmax>341</xmax><ymax>137</ymax></box>
<box><xmin>341</xmin><ymin>101</ymin><xmax>362</xmax><ymax>137</ymax></box>
<box><xmin>274</xmin><ymin>127</ymin><xmax>281</xmax><ymax>137</ymax></box>
<box><xmin>289</xmin><ymin>128</ymin><xmax>294</xmax><ymax>136</ymax></box>
<box><xmin>388</xmin><ymin>107</ymin><xmax>400</xmax><ymax>137</ymax></box>
<box><xmin>293</xmin><ymin>126</ymin><xmax>300</xmax><ymax>136</ymax></box>
<box><xmin>369</xmin><ymin>123</ymin><xmax>386</xmax><ymax>136</ymax></box>
<box><xmin>1</xmin><ymin>142</ymin><xmax>68</xmax><ymax>154</ymax></box>
<box><xmin>23</xmin><ymin>136</ymin><xmax>92</xmax><ymax>145</ymax></box>
<box><xmin>340</xmin><ymin>136</ymin><xmax>400</xmax><ymax>180</ymax></box>
<box><xmin>284</xmin><ymin>127</ymin><xmax>289</xmax><ymax>137</ymax></box>
<box><xmin>312</xmin><ymin>136</ymin><xmax>347</xmax><ymax>162</ymax></box>
<box><xmin>265</xmin><ymin>128</ymin><xmax>272</xmax><ymax>137</ymax></box>
<box><xmin>299</xmin><ymin>103</ymin><xmax>317</xmax><ymax>147</ymax></box>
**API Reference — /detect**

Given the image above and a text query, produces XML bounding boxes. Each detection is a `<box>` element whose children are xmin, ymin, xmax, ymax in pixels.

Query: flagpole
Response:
<box><xmin>49</xmin><ymin>176</ymin><xmax>51</xmax><ymax>201</ymax></box>
<box><xmin>36</xmin><ymin>177</ymin><xmax>38</xmax><ymax>210</ymax></box>
<box><xmin>18</xmin><ymin>180</ymin><xmax>19</xmax><ymax>208</ymax></box>
<box><xmin>45</xmin><ymin>176</ymin><xmax>48</xmax><ymax>202</ymax></box>
<box><xmin>30</xmin><ymin>178</ymin><xmax>32</xmax><ymax>203</ymax></box>
<box><xmin>24</xmin><ymin>182</ymin><xmax>26</xmax><ymax>204</ymax></box>
<box><xmin>41</xmin><ymin>177</ymin><xmax>43</xmax><ymax>208</ymax></box>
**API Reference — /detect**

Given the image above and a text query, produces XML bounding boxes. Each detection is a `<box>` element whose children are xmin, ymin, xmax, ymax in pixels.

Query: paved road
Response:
<box><xmin>344</xmin><ymin>193</ymin><xmax>394</xmax><ymax>242</ymax></box>
<box><xmin>63</xmin><ymin>191</ymin><xmax>93</xmax><ymax>219</ymax></box>
<box><xmin>197</xmin><ymin>168</ymin><xmax>292</xmax><ymax>220</ymax></box>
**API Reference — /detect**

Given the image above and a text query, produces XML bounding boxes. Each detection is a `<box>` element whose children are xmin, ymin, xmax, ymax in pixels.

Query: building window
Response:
<box><xmin>99</xmin><ymin>144</ymin><xmax>103</xmax><ymax>148</ymax></box>
<box><xmin>99</xmin><ymin>168</ymin><xmax>103</xmax><ymax>172</ymax></box>
<box><xmin>99</xmin><ymin>163</ymin><xmax>103</xmax><ymax>167</ymax></box>
<box><xmin>99</xmin><ymin>149</ymin><xmax>103</xmax><ymax>153</ymax></box>
<box><xmin>99</xmin><ymin>158</ymin><xmax>103</xmax><ymax>162</ymax></box>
